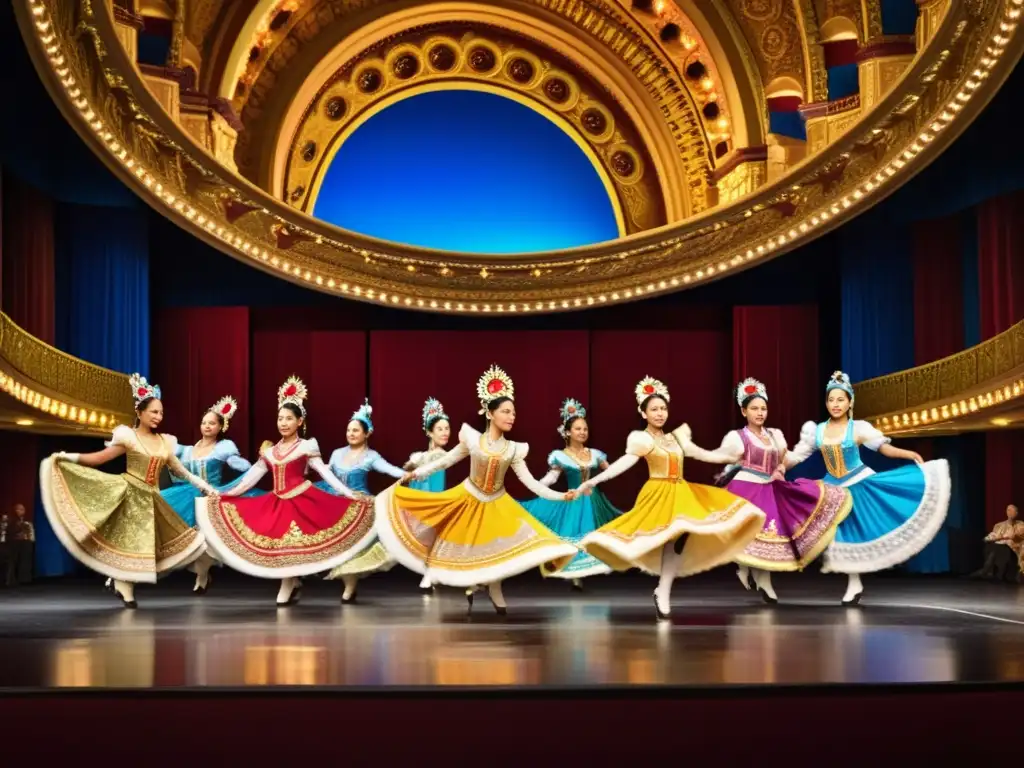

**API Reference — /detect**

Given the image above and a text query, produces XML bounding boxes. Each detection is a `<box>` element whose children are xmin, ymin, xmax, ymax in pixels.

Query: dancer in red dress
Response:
<box><xmin>195</xmin><ymin>376</ymin><xmax>375</xmax><ymax>606</ymax></box>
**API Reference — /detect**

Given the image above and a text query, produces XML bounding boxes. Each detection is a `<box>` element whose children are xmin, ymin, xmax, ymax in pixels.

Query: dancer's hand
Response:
<box><xmin>400</xmin><ymin>472</ymin><xmax>415</xmax><ymax>485</ymax></box>
<box><xmin>908</xmin><ymin>451</ymin><xmax>924</xmax><ymax>465</ymax></box>
<box><xmin>771</xmin><ymin>467</ymin><xmax>786</xmax><ymax>482</ymax></box>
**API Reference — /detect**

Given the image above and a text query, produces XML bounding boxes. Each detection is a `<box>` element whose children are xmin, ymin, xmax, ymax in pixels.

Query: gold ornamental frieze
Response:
<box><xmin>0</xmin><ymin>312</ymin><xmax>133</xmax><ymax>432</ymax></box>
<box><xmin>856</xmin><ymin>320</ymin><xmax>1024</xmax><ymax>434</ymax></box>
<box><xmin>13</xmin><ymin>0</ymin><xmax>1024</xmax><ymax>314</ymax></box>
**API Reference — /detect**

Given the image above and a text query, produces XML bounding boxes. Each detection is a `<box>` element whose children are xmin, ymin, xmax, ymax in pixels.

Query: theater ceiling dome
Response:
<box><xmin>13</xmin><ymin>0</ymin><xmax>1023</xmax><ymax>313</ymax></box>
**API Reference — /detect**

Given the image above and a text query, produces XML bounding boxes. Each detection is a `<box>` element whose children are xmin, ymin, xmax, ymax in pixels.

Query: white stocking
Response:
<box><xmin>342</xmin><ymin>575</ymin><xmax>359</xmax><ymax>600</ymax></box>
<box><xmin>737</xmin><ymin>564</ymin><xmax>751</xmax><ymax>590</ymax></box>
<box><xmin>655</xmin><ymin>541</ymin><xmax>681</xmax><ymax>614</ymax></box>
<box><xmin>842</xmin><ymin>573</ymin><xmax>863</xmax><ymax>602</ymax></box>
<box><xmin>753</xmin><ymin>568</ymin><xmax>777</xmax><ymax>601</ymax></box>
<box><xmin>113</xmin><ymin>580</ymin><xmax>135</xmax><ymax>603</ymax></box>
<box><xmin>193</xmin><ymin>553</ymin><xmax>215</xmax><ymax>591</ymax></box>
<box><xmin>419</xmin><ymin>574</ymin><xmax>432</xmax><ymax>589</ymax></box>
<box><xmin>276</xmin><ymin>577</ymin><xmax>299</xmax><ymax>604</ymax></box>
<box><xmin>487</xmin><ymin>581</ymin><xmax>506</xmax><ymax>608</ymax></box>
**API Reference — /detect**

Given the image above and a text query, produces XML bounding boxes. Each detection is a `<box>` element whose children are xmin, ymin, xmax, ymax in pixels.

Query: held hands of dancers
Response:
<box><xmin>56</xmin><ymin>451</ymin><xmax>81</xmax><ymax>463</ymax></box>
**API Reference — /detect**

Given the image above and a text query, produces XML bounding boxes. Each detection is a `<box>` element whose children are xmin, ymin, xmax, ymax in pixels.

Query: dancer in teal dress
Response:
<box><xmin>402</xmin><ymin>397</ymin><xmax>452</xmax><ymax>592</ymax></box>
<box><xmin>160</xmin><ymin>395</ymin><xmax>258</xmax><ymax>594</ymax></box>
<box><xmin>318</xmin><ymin>400</ymin><xmax>406</xmax><ymax>603</ymax></box>
<box><xmin>520</xmin><ymin>398</ymin><xmax>620</xmax><ymax>590</ymax></box>
<box><xmin>784</xmin><ymin>372</ymin><xmax>950</xmax><ymax>605</ymax></box>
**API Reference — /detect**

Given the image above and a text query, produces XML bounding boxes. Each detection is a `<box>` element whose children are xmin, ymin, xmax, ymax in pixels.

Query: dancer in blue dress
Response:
<box><xmin>319</xmin><ymin>400</ymin><xmax>406</xmax><ymax>603</ymax></box>
<box><xmin>159</xmin><ymin>395</ymin><xmax>258</xmax><ymax>594</ymax></box>
<box><xmin>402</xmin><ymin>397</ymin><xmax>452</xmax><ymax>592</ymax></box>
<box><xmin>520</xmin><ymin>399</ymin><xmax>620</xmax><ymax>590</ymax></box>
<box><xmin>784</xmin><ymin>372</ymin><xmax>950</xmax><ymax>605</ymax></box>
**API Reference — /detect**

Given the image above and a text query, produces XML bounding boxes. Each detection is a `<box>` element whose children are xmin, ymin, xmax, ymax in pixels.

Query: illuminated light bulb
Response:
<box><xmin>717</xmin><ymin>118</ymin><xmax>728</xmax><ymax>130</ymax></box>
<box><xmin>700</xmin><ymin>77</ymin><xmax>713</xmax><ymax>91</ymax></box>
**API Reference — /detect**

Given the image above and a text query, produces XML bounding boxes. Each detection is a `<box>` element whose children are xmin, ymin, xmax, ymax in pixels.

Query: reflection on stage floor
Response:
<box><xmin>0</xmin><ymin>571</ymin><xmax>1022</xmax><ymax>690</ymax></box>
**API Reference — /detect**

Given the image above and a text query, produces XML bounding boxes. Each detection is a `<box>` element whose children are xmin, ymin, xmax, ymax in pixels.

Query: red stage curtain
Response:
<box><xmin>1</xmin><ymin>174</ymin><xmax>55</xmax><ymax>344</ymax></box>
<box><xmin>251</xmin><ymin>330</ymin><xmax>367</xmax><ymax>461</ymax></box>
<box><xmin>912</xmin><ymin>216</ymin><xmax>964</xmax><ymax>364</ymax></box>
<box><xmin>368</xmin><ymin>330</ymin><xmax>590</xmax><ymax>497</ymax></box>
<box><xmin>590</xmin><ymin>329</ymin><xmax>732</xmax><ymax>508</ymax></box>
<box><xmin>732</xmin><ymin>305</ymin><xmax>819</xmax><ymax>445</ymax></box>
<box><xmin>0</xmin><ymin>431</ymin><xmax>38</xmax><ymax>519</ymax></box>
<box><xmin>985</xmin><ymin>431</ymin><xmax>1024</xmax><ymax>529</ymax></box>
<box><xmin>151</xmin><ymin>307</ymin><xmax>251</xmax><ymax>454</ymax></box>
<box><xmin>977</xmin><ymin>191</ymin><xmax>1024</xmax><ymax>340</ymax></box>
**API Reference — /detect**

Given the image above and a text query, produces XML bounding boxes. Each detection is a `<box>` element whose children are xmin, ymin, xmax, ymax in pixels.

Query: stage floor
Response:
<box><xmin>0</xmin><ymin>571</ymin><xmax>1022</xmax><ymax>691</ymax></box>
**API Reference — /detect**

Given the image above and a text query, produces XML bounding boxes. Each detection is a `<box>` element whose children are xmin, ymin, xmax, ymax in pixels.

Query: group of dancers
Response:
<box><xmin>36</xmin><ymin>364</ymin><xmax>951</xmax><ymax>619</ymax></box>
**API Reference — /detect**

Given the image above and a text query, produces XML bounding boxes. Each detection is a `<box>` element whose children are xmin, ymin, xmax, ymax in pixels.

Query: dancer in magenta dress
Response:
<box><xmin>680</xmin><ymin>378</ymin><xmax>852</xmax><ymax>603</ymax></box>
<box><xmin>195</xmin><ymin>376</ymin><xmax>375</xmax><ymax>606</ymax></box>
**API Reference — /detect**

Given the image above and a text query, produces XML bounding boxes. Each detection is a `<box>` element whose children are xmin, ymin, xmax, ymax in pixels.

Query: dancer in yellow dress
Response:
<box><xmin>574</xmin><ymin>376</ymin><xmax>766</xmax><ymax>619</ymax></box>
<box><xmin>376</xmin><ymin>365</ymin><xmax>579</xmax><ymax>615</ymax></box>
<box><xmin>38</xmin><ymin>374</ymin><xmax>217</xmax><ymax>608</ymax></box>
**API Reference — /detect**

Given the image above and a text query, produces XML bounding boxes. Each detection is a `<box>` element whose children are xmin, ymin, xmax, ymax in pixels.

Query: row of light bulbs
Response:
<box><xmin>875</xmin><ymin>378</ymin><xmax>1024</xmax><ymax>433</ymax></box>
<box><xmin>0</xmin><ymin>370</ymin><xmax>120</xmax><ymax>430</ymax></box>
<box><xmin>26</xmin><ymin>0</ymin><xmax>1022</xmax><ymax>314</ymax></box>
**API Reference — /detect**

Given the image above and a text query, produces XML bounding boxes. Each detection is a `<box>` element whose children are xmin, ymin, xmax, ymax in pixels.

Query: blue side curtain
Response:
<box><xmin>827</xmin><ymin>65</ymin><xmax>859</xmax><ymax>100</ymax></box>
<box><xmin>881</xmin><ymin>0</ymin><xmax>919</xmax><ymax>35</ymax></box>
<box><xmin>840</xmin><ymin>213</ymin><xmax>915</xmax><ymax>381</ymax></box>
<box><xmin>768</xmin><ymin>111</ymin><xmax>806</xmax><ymax>141</ymax></box>
<box><xmin>54</xmin><ymin>204</ymin><xmax>150</xmax><ymax>374</ymax></box>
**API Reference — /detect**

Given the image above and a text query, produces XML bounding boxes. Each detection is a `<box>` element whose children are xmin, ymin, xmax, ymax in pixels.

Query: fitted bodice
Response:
<box><xmin>642</xmin><ymin>435</ymin><xmax>685</xmax><ymax>482</ymax></box>
<box><xmin>815</xmin><ymin>421</ymin><xmax>863</xmax><ymax>480</ymax></box>
<box><xmin>111</xmin><ymin>427</ymin><xmax>172</xmax><ymax>487</ymax></box>
<box><xmin>172</xmin><ymin>440</ymin><xmax>248</xmax><ymax>487</ymax></box>
<box><xmin>467</xmin><ymin>434</ymin><xmax>523</xmax><ymax>496</ymax></box>
<box><xmin>549</xmin><ymin>449</ymin><xmax>606</xmax><ymax>489</ymax></box>
<box><xmin>739</xmin><ymin>428</ymin><xmax>781</xmax><ymax>476</ymax></box>
<box><xmin>261</xmin><ymin>441</ymin><xmax>314</xmax><ymax>496</ymax></box>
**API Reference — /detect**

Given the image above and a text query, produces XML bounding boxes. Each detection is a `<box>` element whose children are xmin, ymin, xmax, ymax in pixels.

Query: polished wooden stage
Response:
<box><xmin>0</xmin><ymin>570</ymin><xmax>1020</xmax><ymax>760</ymax></box>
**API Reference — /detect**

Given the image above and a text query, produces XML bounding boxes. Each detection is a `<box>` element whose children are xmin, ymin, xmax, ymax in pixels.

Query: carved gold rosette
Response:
<box><xmin>13</xmin><ymin>0</ymin><xmax>1024</xmax><ymax>314</ymax></box>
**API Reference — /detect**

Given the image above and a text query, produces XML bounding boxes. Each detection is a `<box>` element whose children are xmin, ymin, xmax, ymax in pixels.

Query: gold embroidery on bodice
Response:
<box><xmin>643</xmin><ymin>437</ymin><xmax>684</xmax><ymax>482</ymax></box>
<box><xmin>469</xmin><ymin>438</ymin><xmax>516</xmax><ymax>495</ymax></box>
<box><xmin>126</xmin><ymin>433</ymin><xmax>169</xmax><ymax>487</ymax></box>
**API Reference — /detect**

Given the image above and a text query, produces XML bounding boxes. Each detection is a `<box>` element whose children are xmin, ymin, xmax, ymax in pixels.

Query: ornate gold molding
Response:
<box><xmin>0</xmin><ymin>313</ymin><xmax>132</xmax><ymax>431</ymax></box>
<box><xmin>856</xmin><ymin>320</ymin><xmax>1024</xmax><ymax>433</ymax></box>
<box><xmin>284</xmin><ymin>29</ymin><xmax>668</xmax><ymax>235</ymax></box>
<box><xmin>14</xmin><ymin>0</ymin><xmax>1023</xmax><ymax>314</ymax></box>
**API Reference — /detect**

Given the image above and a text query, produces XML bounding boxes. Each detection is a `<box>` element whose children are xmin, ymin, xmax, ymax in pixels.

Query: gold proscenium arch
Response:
<box><xmin>14</xmin><ymin>0</ymin><xmax>1024</xmax><ymax>314</ymax></box>
<box><xmin>286</xmin><ymin>30</ymin><xmax>665</xmax><ymax>236</ymax></box>
<box><xmin>298</xmin><ymin>78</ymin><xmax>632</xmax><ymax>238</ymax></box>
<box><xmin>264</xmin><ymin>6</ymin><xmax>714</xmax><ymax>225</ymax></box>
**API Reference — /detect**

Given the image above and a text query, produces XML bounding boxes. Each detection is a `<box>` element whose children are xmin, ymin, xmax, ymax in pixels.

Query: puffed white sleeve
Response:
<box><xmin>165</xmin><ymin>435</ymin><xmax>216</xmax><ymax>494</ymax></box>
<box><xmin>412</xmin><ymin>425</ymin><xmax>472</xmax><ymax>478</ymax></box>
<box><xmin>579</xmin><ymin>432</ymin><xmax>651</xmax><ymax>489</ymax></box>
<box><xmin>678</xmin><ymin>428</ymin><xmax>744</xmax><ymax>465</ymax></box>
<box><xmin>105</xmin><ymin>424</ymin><xmax>136</xmax><ymax>449</ymax></box>
<box><xmin>854</xmin><ymin>420</ymin><xmax>891</xmax><ymax>451</ymax></box>
<box><xmin>537</xmin><ymin>451</ymin><xmax>563</xmax><ymax>487</ymax></box>
<box><xmin>783</xmin><ymin>421</ymin><xmax>818</xmax><ymax>468</ymax></box>
<box><xmin>218</xmin><ymin>440</ymin><xmax>252</xmax><ymax>473</ymax></box>
<box><xmin>305</xmin><ymin>439</ymin><xmax>355</xmax><ymax>497</ymax></box>
<box><xmin>510</xmin><ymin>444</ymin><xmax>565</xmax><ymax>502</ymax></box>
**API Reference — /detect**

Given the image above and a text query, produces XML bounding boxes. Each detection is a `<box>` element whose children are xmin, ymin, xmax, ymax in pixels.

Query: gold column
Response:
<box><xmin>857</xmin><ymin>37</ymin><xmax>918</xmax><ymax>111</ymax></box>
<box><xmin>709</xmin><ymin>147</ymin><xmax>768</xmax><ymax>207</ymax></box>
<box><xmin>916</xmin><ymin>0</ymin><xmax>951</xmax><ymax>50</ymax></box>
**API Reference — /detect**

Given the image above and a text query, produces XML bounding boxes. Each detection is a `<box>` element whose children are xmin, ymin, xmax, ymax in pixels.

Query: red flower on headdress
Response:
<box><xmin>486</xmin><ymin>378</ymin><xmax>503</xmax><ymax>395</ymax></box>
<box><xmin>284</xmin><ymin>384</ymin><xmax>297</xmax><ymax>397</ymax></box>
<box><xmin>744</xmin><ymin>384</ymin><xmax>757</xmax><ymax>395</ymax></box>
<box><xmin>138</xmin><ymin>387</ymin><xmax>149</xmax><ymax>397</ymax></box>
<box><xmin>567</xmin><ymin>405</ymin><xmax>577</xmax><ymax>414</ymax></box>
<box><xmin>643</xmin><ymin>384</ymin><xmax>655</xmax><ymax>395</ymax></box>
<box><xmin>220</xmin><ymin>403</ymin><xmax>232</xmax><ymax>415</ymax></box>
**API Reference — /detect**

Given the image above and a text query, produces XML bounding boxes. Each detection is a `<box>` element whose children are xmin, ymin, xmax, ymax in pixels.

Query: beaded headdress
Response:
<box><xmin>557</xmin><ymin>398</ymin><xmax>587</xmax><ymax>439</ymax></box>
<box><xmin>129</xmin><ymin>373</ymin><xmax>161</xmax><ymax>407</ymax></box>
<box><xmin>736</xmin><ymin>377</ymin><xmax>768</xmax><ymax>407</ymax></box>
<box><xmin>209</xmin><ymin>395</ymin><xmax>239</xmax><ymax>433</ymax></box>
<box><xmin>635</xmin><ymin>376</ymin><xmax>670</xmax><ymax>409</ymax></box>
<box><xmin>422</xmin><ymin>397</ymin><xmax>449</xmax><ymax>432</ymax></box>
<box><xmin>826</xmin><ymin>371</ymin><xmax>855</xmax><ymax>403</ymax></box>
<box><xmin>277</xmin><ymin>375</ymin><xmax>308</xmax><ymax>416</ymax></box>
<box><xmin>351</xmin><ymin>398</ymin><xmax>374</xmax><ymax>432</ymax></box>
<box><xmin>477</xmin><ymin>365</ymin><xmax>514</xmax><ymax>415</ymax></box>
